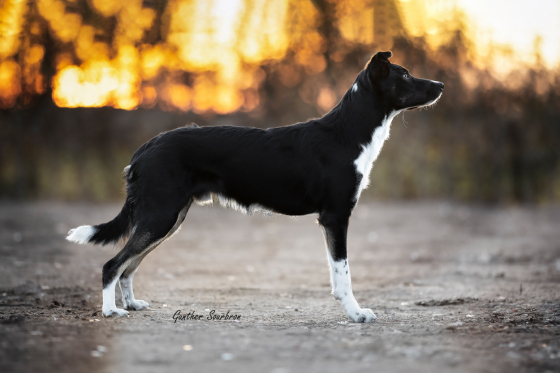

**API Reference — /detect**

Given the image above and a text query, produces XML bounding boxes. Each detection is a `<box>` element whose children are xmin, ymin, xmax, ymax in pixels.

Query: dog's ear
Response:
<box><xmin>366</xmin><ymin>51</ymin><xmax>392</xmax><ymax>81</ymax></box>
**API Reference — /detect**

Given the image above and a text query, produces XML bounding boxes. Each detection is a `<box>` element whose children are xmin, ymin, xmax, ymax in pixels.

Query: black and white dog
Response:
<box><xmin>67</xmin><ymin>51</ymin><xmax>443</xmax><ymax>322</ymax></box>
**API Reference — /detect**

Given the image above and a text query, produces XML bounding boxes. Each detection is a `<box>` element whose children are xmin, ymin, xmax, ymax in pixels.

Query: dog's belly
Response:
<box><xmin>191</xmin><ymin>172</ymin><xmax>320</xmax><ymax>216</ymax></box>
<box><xmin>184</xmin><ymin>153</ymin><xmax>323</xmax><ymax>216</ymax></box>
<box><xmin>194</xmin><ymin>191</ymin><xmax>316</xmax><ymax>216</ymax></box>
<box><xmin>194</xmin><ymin>193</ymin><xmax>274</xmax><ymax>215</ymax></box>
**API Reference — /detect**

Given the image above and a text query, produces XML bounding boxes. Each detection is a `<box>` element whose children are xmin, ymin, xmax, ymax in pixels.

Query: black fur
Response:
<box><xmin>76</xmin><ymin>51</ymin><xmax>443</xmax><ymax>313</ymax></box>
<box><xmin>89</xmin><ymin>198</ymin><xmax>132</xmax><ymax>245</ymax></box>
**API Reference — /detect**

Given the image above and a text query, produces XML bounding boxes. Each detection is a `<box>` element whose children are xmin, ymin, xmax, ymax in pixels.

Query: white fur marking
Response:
<box><xmin>119</xmin><ymin>269</ymin><xmax>149</xmax><ymax>311</ymax></box>
<box><xmin>327</xmin><ymin>251</ymin><xmax>376</xmax><ymax>323</ymax></box>
<box><xmin>102</xmin><ymin>278</ymin><xmax>129</xmax><ymax>317</ymax></box>
<box><xmin>423</xmin><ymin>90</ymin><xmax>442</xmax><ymax>108</ymax></box>
<box><xmin>353</xmin><ymin>110</ymin><xmax>402</xmax><ymax>201</ymax></box>
<box><xmin>195</xmin><ymin>193</ymin><xmax>273</xmax><ymax>216</ymax></box>
<box><xmin>66</xmin><ymin>225</ymin><xmax>96</xmax><ymax>244</ymax></box>
<box><xmin>194</xmin><ymin>193</ymin><xmax>213</xmax><ymax>206</ymax></box>
<box><xmin>119</xmin><ymin>270</ymin><xmax>136</xmax><ymax>306</ymax></box>
<box><xmin>352</xmin><ymin>83</ymin><xmax>358</xmax><ymax>92</ymax></box>
<box><xmin>102</xmin><ymin>205</ymin><xmax>187</xmax><ymax>316</ymax></box>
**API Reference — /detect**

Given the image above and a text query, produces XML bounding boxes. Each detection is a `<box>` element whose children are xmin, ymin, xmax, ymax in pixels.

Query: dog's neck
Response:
<box><xmin>319</xmin><ymin>74</ymin><xmax>395</xmax><ymax>147</ymax></box>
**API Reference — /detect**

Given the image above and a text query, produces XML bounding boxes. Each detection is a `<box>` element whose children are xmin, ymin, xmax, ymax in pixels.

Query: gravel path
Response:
<box><xmin>1</xmin><ymin>201</ymin><xmax>559</xmax><ymax>372</ymax></box>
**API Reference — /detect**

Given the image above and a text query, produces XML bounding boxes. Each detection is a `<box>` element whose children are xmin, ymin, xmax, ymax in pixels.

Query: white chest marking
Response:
<box><xmin>352</xmin><ymin>83</ymin><xmax>358</xmax><ymax>92</ymax></box>
<box><xmin>353</xmin><ymin>111</ymin><xmax>401</xmax><ymax>202</ymax></box>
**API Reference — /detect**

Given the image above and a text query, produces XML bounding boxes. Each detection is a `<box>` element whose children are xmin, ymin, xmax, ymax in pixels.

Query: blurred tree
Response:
<box><xmin>0</xmin><ymin>0</ymin><xmax>558</xmax><ymax>203</ymax></box>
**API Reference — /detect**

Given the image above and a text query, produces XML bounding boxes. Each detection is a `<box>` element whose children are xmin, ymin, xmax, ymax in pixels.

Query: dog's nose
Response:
<box><xmin>431</xmin><ymin>81</ymin><xmax>444</xmax><ymax>90</ymax></box>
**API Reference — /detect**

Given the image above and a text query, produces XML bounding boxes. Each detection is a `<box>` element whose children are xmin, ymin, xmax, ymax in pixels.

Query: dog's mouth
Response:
<box><xmin>406</xmin><ymin>92</ymin><xmax>442</xmax><ymax>111</ymax></box>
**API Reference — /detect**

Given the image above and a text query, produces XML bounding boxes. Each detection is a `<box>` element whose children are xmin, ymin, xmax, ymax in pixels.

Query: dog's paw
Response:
<box><xmin>125</xmin><ymin>300</ymin><xmax>149</xmax><ymax>311</ymax></box>
<box><xmin>348</xmin><ymin>308</ymin><xmax>377</xmax><ymax>323</ymax></box>
<box><xmin>102</xmin><ymin>308</ymin><xmax>129</xmax><ymax>317</ymax></box>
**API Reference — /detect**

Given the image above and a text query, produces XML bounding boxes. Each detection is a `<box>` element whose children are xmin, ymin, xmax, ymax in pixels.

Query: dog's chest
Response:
<box><xmin>353</xmin><ymin>113</ymin><xmax>398</xmax><ymax>201</ymax></box>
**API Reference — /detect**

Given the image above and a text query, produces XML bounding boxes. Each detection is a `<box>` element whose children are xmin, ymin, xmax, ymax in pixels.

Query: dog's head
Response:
<box><xmin>364</xmin><ymin>51</ymin><xmax>444</xmax><ymax>111</ymax></box>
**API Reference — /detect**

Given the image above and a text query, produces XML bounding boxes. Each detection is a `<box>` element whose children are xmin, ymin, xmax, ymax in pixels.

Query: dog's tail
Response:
<box><xmin>66</xmin><ymin>197</ymin><xmax>133</xmax><ymax>246</ymax></box>
<box><xmin>67</xmin><ymin>164</ymin><xmax>135</xmax><ymax>246</ymax></box>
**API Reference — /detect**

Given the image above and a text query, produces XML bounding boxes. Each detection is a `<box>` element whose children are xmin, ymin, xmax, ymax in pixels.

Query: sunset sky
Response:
<box><xmin>457</xmin><ymin>0</ymin><xmax>560</xmax><ymax>66</ymax></box>
<box><xmin>1</xmin><ymin>0</ymin><xmax>558</xmax><ymax>111</ymax></box>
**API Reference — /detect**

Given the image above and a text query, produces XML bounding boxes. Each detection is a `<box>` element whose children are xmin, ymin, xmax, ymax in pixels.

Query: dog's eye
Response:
<box><xmin>403</xmin><ymin>73</ymin><xmax>409</xmax><ymax>78</ymax></box>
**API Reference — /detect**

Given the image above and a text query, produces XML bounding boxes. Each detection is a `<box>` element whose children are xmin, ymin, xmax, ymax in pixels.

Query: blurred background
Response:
<box><xmin>0</xmin><ymin>0</ymin><xmax>559</xmax><ymax>204</ymax></box>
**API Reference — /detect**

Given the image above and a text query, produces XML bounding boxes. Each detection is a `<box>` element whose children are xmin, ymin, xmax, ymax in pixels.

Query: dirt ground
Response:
<box><xmin>1</xmin><ymin>201</ymin><xmax>559</xmax><ymax>373</ymax></box>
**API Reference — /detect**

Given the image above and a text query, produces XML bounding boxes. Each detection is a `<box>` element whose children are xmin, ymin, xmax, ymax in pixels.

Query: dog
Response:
<box><xmin>66</xmin><ymin>51</ymin><xmax>443</xmax><ymax>322</ymax></box>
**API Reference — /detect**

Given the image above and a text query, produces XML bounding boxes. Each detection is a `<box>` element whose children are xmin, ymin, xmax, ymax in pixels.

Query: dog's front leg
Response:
<box><xmin>319</xmin><ymin>212</ymin><xmax>376</xmax><ymax>323</ymax></box>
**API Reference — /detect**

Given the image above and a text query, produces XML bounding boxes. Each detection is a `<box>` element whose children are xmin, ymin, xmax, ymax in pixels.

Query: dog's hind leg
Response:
<box><xmin>118</xmin><ymin>202</ymin><xmax>191</xmax><ymax>311</ymax></box>
<box><xmin>117</xmin><ymin>252</ymin><xmax>151</xmax><ymax>311</ymax></box>
<box><xmin>102</xmin><ymin>203</ymin><xmax>190</xmax><ymax>317</ymax></box>
<box><xmin>319</xmin><ymin>211</ymin><xmax>376</xmax><ymax>323</ymax></box>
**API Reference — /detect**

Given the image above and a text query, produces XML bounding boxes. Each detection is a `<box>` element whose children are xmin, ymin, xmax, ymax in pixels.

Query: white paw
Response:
<box><xmin>125</xmin><ymin>300</ymin><xmax>149</xmax><ymax>311</ymax></box>
<box><xmin>348</xmin><ymin>308</ymin><xmax>377</xmax><ymax>323</ymax></box>
<box><xmin>102</xmin><ymin>308</ymin><xmax>129</xmax><ymax>317</ymax></box>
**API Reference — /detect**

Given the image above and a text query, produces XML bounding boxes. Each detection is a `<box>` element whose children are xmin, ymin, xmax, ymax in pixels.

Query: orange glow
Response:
<box><xmin>37</xmin><ymin>0</ymin><xmax>82</xmax><ymax>43</ymax></box>
<box><xmin>317</xmin><ymin>87</ymin><xmax>337</xmax><ymax>111</ymax></box>
<box><xmin>397</xmin><ymin>0</ymin><xmax>463</xmax><ymax>47</ymax></box>
<box><xmin>0</xmin><ymin>59</ymin><xmax>21</xmax><ymax>107</ymax></box>
<box><xmin>141</xmin><ymin>86</ymin><xmax>157</xmax><ymax>108</ymax></box>
<box><xmin>162</xmin><ymin>84</ymin><xmax>192</xmax><ymax>111</ymax></box>
<box><xmin>0</xmin><ymin>0</ymin><xmax>558</xmax><ymax>111</ymax></box>
<box><xmin>89</xmin><ymin>0</ymin><xmax>122</xmax><ymax>17</ymax></box>
<box><xmin>0</xmin><ymin>0</ymin><xmax>27</xmax><ymax>59</ymax></box>
<box><xmin>45</xmin><ymin>0</ymin><xmax>296</xmax><ymax>112</ymax></box>
<box><xmin>22</xmin><ymin>44</ymin><xmax>46</xmax><ymax>95</ymax></box>
<box><xmin>0</xmin><ymin>0</ymin><xmax>26</xmax><ymax>104</ymax></box>
<box><xmin>52</xmin><ymin>46</ymin><xmax>141</xmax><ymax>109</ymax></box>
<box><xmin>335</xmin><ymin>2</ymin><xmax>374</xmax><ymax>45</ymax></box>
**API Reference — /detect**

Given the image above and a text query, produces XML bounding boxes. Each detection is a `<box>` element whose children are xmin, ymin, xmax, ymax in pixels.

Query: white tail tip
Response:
<box><xmin>66</xmin><ymin>225</ymin><xmax>96</xmax><ymax>244</ymax></box>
